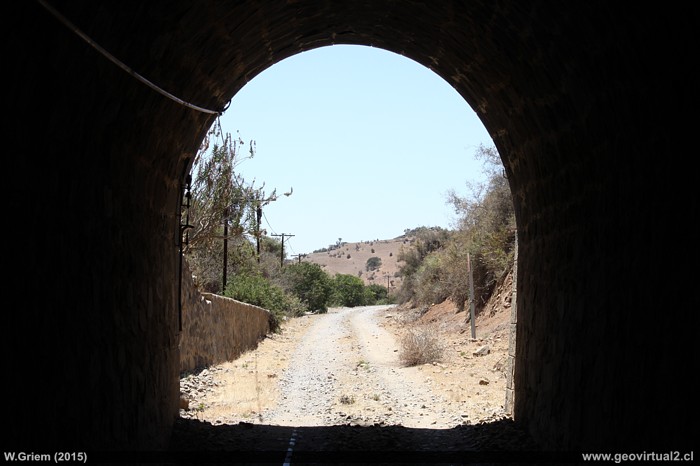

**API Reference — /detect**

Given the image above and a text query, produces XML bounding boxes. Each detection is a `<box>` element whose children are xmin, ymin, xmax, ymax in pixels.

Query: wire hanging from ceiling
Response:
<box><xmin>37</xmin><ymin>0</ymin><xmax>225</xmax><ymax>115</ymax></box>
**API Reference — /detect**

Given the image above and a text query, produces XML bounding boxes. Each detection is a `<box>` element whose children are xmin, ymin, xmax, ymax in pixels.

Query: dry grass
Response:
<box><xmin>399</xmin><ymin>325</ymin><xmax>444</xmax><ymax>366</ymax></box>
<box><xmin>305</xmin><ymin>237</ymin><xmax>407</xmax><ymax>287</ymax></box>
<box><xmin>180</xmin><ymin>315</ymin><xmax>318</xmax><ymax>424</ymax></box>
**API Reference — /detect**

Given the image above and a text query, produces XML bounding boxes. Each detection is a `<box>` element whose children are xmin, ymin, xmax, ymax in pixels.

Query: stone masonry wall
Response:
<box><xmin>10</xmin><ymin>1</ymin><xmax>692</xmax><ymax>452</ymax></box>
<box><xmin>179</xmin><ymin>260</ymin><xmax>272</xmax><ymax>373</ymax></box>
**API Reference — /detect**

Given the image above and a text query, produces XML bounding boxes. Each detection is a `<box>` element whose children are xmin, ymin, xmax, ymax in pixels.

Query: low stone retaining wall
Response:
<box><xmin>179</xmin><ymin>261</ymin><xmax>271</xmax><ymax>373</ymax></box>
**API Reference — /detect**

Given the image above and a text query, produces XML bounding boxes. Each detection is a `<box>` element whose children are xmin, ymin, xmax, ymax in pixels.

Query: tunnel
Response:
<box><xmin>7</xmin><ymin>1</ymin><xmax>694</xmax><ymax>454</ymax></box>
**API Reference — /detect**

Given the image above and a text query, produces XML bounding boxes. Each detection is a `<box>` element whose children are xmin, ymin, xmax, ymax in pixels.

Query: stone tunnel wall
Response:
<box><xmin>8</xmin><ymin>1</ymin><xmax>694</xmax><ymax>454</ymax></box>
<box><xmin>179</xmin><ymin>259</ymin><xmax>272</xmax><ymax>374</ymax></box>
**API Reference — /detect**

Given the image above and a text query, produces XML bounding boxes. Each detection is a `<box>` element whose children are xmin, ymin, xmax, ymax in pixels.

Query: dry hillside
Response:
<box><xmin>303</xmin><ymin>236</ymin><xmax>412</xmax><ymax>289</ymax></box>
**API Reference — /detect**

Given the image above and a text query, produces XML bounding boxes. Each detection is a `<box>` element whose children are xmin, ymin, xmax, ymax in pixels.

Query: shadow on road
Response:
<box><xmin>154</xmin><ymin>416</ymin><xmax>568</xmax><ymax>465</ymax></box>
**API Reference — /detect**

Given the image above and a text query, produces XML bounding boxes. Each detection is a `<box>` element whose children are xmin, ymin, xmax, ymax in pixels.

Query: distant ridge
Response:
<box><xmin>304</xmin><ymin>235</ymin><xmax>411</xmax><ymax>289</ymax></box>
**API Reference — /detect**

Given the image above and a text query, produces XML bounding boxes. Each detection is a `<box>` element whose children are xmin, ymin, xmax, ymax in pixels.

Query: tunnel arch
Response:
<box><xmin>9</xmin><ymin>1</ymin><xmax>693</xmax><ymax>452</ymax></box>
<box><xmin>215</xmin><ymin>43</ymin><xmax>497</xmax><ymax>255</ymax></box>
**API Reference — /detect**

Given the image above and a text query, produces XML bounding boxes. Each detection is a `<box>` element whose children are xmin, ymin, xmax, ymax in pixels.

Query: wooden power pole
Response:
<box><xmin>256</xmin><ymin>204</ymin><xmax>262</xmax><ymax>263</ymax></box>
<box><xmin>272</xmin><ymin>233</ymin><xmax>294</xmax><ymax>266</ymax></box>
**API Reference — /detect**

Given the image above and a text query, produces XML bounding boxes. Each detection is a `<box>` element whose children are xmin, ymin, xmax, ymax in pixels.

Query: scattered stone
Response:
<box><xmin>473</xmin><ymin>345</ymin><xmax>490</xmax><ymax>356</ymax></box>
<box><xmin>479</xmin><ymin>378</ymin><xmax>490</xmax><ymax>385</ymax></box>
<box><xmin>492</xmin><ymin>357</ymin><xmax>506</xmax><ymax>372</ymax></box>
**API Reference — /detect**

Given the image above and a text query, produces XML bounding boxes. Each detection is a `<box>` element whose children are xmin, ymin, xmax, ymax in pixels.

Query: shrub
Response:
<box><xmin>399</xmin><ymin>326</ymin><xmax>444</xmax><ymax>366</ymax></box>
<box><xmin>396</xmin><ymin>145</ymin><xmax>516</xmax><ymax>314</ymax></box>
<box><xmin>412</xmin><ymin>253</ymin><xmax>450</xmax><ymax>307</ymax></box>
<box><xmin>365</xmin><ymin>283</ymin><xmax>388</xmax><ymax>304</ymax></box>
<box><xmin>280</xmin><ymin>262</ymin><xmax>333</xmax><ymax>313</ymax></box>
<box><xmin>224</xmin><ymin>272</ymin><xmax>305</xmax><ymax>332</ymax></box>
<box><xmin>332</xmin><ymin>273</ymin><xmax>367</xmax><ymax>307</ymax></box>
<box><xmin>366</xmin><ymin>256</ymin><xmax>382</xmax><ymax>271</ymax></box>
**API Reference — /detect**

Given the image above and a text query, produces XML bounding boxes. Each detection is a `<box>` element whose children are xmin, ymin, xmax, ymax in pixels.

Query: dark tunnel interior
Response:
<box><xmin>6</xmin><ymin>1</ymin><xmax>695</xmax><ymax>456</ymax></box>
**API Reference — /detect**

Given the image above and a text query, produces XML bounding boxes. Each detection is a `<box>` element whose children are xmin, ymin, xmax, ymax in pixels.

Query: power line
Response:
<box><xmin>262</xmin><ymin>211</ymin><xmax>300</xmax><ymax>258</ymax></box>
<box><xmin>271</xmin><ymin>233</ymin><xmax>294</xmax><ymax>267</ymax></box>
<box><xmin>262</xmin><ymin>211</ymin><xmax>277</xmax><ymax>236</ymax></box>
<box><xmin>285</xmin><ymin>237</ymin><xmax>297</xmax><ymax>257</ymax></box>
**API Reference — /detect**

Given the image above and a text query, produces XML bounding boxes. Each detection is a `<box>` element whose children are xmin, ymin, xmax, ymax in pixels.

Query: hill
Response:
<box><xmin>303</xmin><ymin>236</ymin><xmax>411</xmax><ymax>290</ymax></box>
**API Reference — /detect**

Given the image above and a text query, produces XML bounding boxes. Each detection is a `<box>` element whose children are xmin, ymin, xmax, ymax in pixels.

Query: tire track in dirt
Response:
<box><xmin>344</xmin><ymin>306</ymin><xmax>461</xmax><ymax>428</ymax></box>
<box><xmin>262</xmin><ymin>307</ymin><xmax>356</xmax><ymax>426</ymax></box>
<box><xmin>262</xmin><ymin>305</ymin><xmax>466</xmax><ymax>429</ymax></box>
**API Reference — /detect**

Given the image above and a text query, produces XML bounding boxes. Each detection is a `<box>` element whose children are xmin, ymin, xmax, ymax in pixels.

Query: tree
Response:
<box><xmin>396</xmin><ymin>145</ymin><xmax>515</xmax><ymax>314</ymax></box>
<box><xmin>332</xmin><ymin>274</ymin><xmax>367</xmax><ymax>307</ymax></box>
<box><xmin>182</xmin><ymin>121</ymin><xmax>291</xmax><ymax>292</ymax></box>
<box><xmin>280</xmin><ymin>262</ymin><xmax>333</xmax><ymax>313</ymax></box>
<box><xmin>446</xmin><ymin>144</ymin><xmax>515</xmax><ymax>306</ymax></box>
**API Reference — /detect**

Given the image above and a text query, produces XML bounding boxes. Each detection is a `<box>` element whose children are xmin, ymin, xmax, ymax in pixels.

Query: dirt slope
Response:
<box><xmin>304</xmin><ymin>236</ymin><xmax>409</xmax><ymax>288</ymax></box>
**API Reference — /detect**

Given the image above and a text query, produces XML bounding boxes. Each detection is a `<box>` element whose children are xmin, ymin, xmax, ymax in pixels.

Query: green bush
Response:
<box><xmin>332</xmin><ymin>274</ymin><xmax>367</xmax><ymax>307</ymax></box>
<box><xmin>365</xmin><ymin>283</ymin><xmax>388</xmax><ymax>304</ymax></box>
<box><xmin>366</xmin><ymin>256</ymin><xmax>382</xmax><ymax>271</ymax></box>
<box><xmin>280</xmin><ymin>262</ymin><xmax>333</xmax><ymax>313</ymax></box>
<box><xmin>223</xmin><ymin>272</ymin><xmax>305</xmax><ymax>332</ymax></box>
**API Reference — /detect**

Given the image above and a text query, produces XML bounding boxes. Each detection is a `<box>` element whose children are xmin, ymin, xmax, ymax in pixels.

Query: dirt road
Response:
<box><xmin>262</xmin><ymin>305</ymin><xmax>470</xmax><ymax>428</ymax></box>
<box><xmin>171</xmin><ymin>304</ymin><xmax>539</xmax><ymax>461</ymax></box>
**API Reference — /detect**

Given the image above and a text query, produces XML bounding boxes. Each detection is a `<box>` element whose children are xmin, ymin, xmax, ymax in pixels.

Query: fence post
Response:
<box><xmin>467</xmin><ymin>253</ymin><xmax>476</xmax><ymax>340</ymax></box>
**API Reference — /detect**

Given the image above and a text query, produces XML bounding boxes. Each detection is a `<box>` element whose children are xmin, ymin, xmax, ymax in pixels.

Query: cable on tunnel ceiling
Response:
<box><xmin>37</xmin><ymin>0</ymin><xmax>225</xmax><ymax>115</ymax></box>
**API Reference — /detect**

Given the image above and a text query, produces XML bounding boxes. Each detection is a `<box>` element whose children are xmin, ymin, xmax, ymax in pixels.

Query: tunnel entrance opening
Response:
<box><xmin>176</xmin><ymin>44</ymin><xmax>519</xmax><ymax>440</ymax></box>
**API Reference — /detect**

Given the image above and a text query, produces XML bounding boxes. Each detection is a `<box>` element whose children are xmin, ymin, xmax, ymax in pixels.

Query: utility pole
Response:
<box><xmin>292</xmin><ymin>253</ymin><xmax>306</xmax><ymax>263</ymax></box>
<box><xmin>256</xmin><ymin>203</ymin><xmax>262</xmax><ymax>263</ymax></box>
<box><xmin>272</xmin><ymin>233</ymin><xmax>294</xmax><ymax>267</ymax></box>
<box><xmin>383</xmin><ymin>273</ymin><xmax>391</xmax><ymax>292</ymax></box>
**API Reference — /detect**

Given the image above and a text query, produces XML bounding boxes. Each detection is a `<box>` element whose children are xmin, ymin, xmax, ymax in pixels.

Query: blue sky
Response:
<box><xmin>218</xmin><ymin>45</ymin><xmax>494</xmax><ymax>256</ymax></box>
